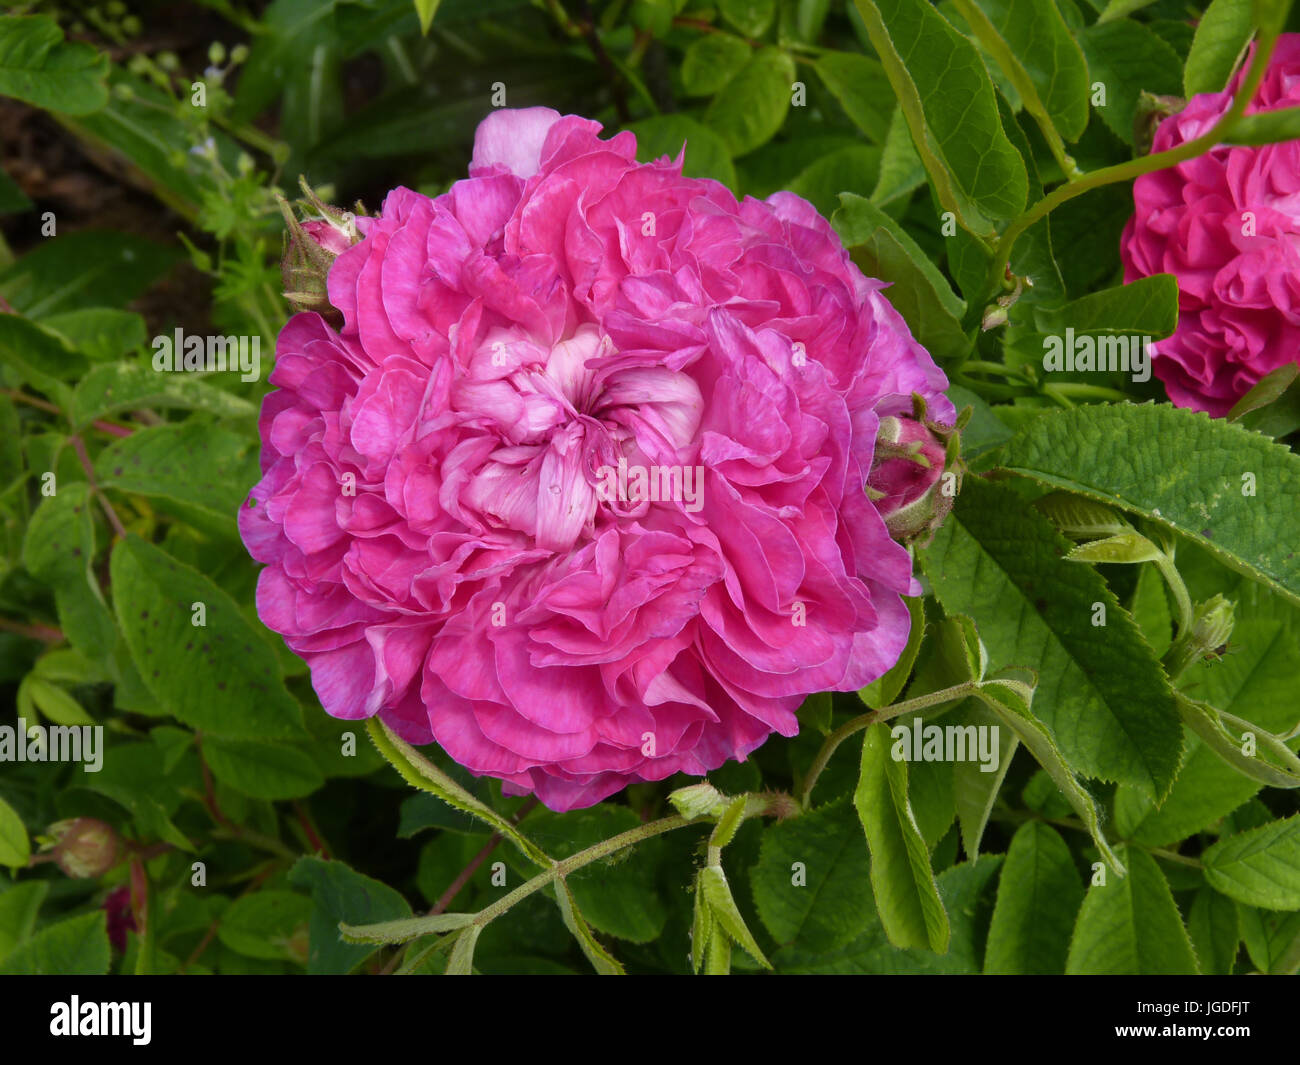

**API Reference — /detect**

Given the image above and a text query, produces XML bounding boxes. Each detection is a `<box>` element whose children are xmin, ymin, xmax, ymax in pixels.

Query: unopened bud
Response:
<box><xmin>278</xmin><ymin>180</ymin><xmax>364</xmax><ymax>321</ymax></box>
<box><xmin>1135</xmin><ymin>92</ymin><xmax>1187</xmax><ymax>155</ymax></box>
<box><xmin>48</xmin><ymin>818</ymin><xmax>120</xmax><ymax>879</ymax></box>
<box><xmin>668</xmin><ymin>782</ymin><xmax>727</xmax><ymax>820</ymax></box>
<box><xmin>1188</xmin><ymin>594</ymin><xmax>1235</xmax><ymax>661</ymax></box>
<box><xmin>867</xmin><ymin>399</ymin><xmax>960</xmax><ymax>545</ymax></box>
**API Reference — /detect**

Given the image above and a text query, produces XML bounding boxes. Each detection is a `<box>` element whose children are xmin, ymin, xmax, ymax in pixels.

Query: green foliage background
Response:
<box><xmin>0</xmin><ymin>0</ymin><xmax>1299</xmax><ymax>975</ymax></box>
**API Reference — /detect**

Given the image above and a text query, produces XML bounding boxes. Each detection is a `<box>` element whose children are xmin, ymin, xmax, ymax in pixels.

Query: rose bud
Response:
<box><xmin>867</xmin><ymin>405</ymin><xmax>959</xmax><ymax>544</ymax></box>
<box><xmin>278</xmin><ymin>179</ymin><xmax>363</xmax><ymax>320</ymax></box>
<box><xmin>47</xmin><ymin>817</ymin><xmax>120</xmax><ymax>879</ymax></box>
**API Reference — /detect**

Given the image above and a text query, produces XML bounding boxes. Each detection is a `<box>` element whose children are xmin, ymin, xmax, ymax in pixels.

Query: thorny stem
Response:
<box><xmin>799</xmin><ymin>682</ymin><xmax>980</xmax><ymax>808</ymax></box>
<box><xmin>373</xmin><ymin>793</ymin><xmax>796</xmax><ymax>963</ymax></box>
<box><xmin>470</xmin><ymin>814</ymin><xmax>694</xmax><ymax>928</ymax></box>
<box><xmin>377</xmin><ymin>796</ymin><xmax>540</xmax><ymax>975</ymax></box>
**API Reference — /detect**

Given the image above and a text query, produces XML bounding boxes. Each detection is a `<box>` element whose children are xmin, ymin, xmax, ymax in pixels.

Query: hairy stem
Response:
<box><xmin>800</xmin><ymin>681</ymin><xmax>980</xmax><ymax>807</ymax></box>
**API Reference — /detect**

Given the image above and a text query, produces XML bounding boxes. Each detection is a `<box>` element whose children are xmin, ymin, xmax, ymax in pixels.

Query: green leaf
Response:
<box><xmin>413</xmin><ymin>0</ymin><xmax>442</xmax><ymax>33</ymax></box>
<box><xmin>37</xmin><ymin>308</ymin><xmax>146</xmax><ymax>362</ymax></box>
<box><xmin>554</xmin><ymin>882</ymin><xmax>624</xmax><ymax>975</ymax></box>
<box><xmin>680</xmin><ymin>33</ymin><xmax>752</xmax><ymax>97</ymax></box>
<box><xmin>0</xmin><ymin>313</ymin><xmax>85</xmax><ymax>408</ymax></box>
<box><xmin>96</xmin><ymin>421</ymin><xmax>260</xmax><ymax>535</ymax></box>
<box><xmin>1034</xmin><ymin>273</ymin><xmax>1179</xmax><ymax>338</ymax></box>
<box><xmin>0</xmin><ymin>911</ymin><xmax>110</xmax><ymax>975</ymax></box>
<box><xmin>1238</xmin><ymin>904</ymin><xmax>1300</xmax><ymax>973</ymax></box>
<box><xmin>1096</xmin><ymin>0</ymin><xmax>1159</xmax><ymax>21</ymax></box>
<box><xmin>720</xmin><ymin>0</ymin><xmax>776</xmax><ymax>37</ymax></box>
<box><xmin>690</xmin><ymin>871</ymin><xmax>714</xmax><ymax>973</ymax></box>
<box><xmin>948</xmin><ymin>385</ymin><xmax>1013</xmax><ymax>459</ymax></box>
<box><xmin>750</xmin><ymin>799</ymin><xmax>873</xmax><ymax>952</ymax></box>
<box><xmin>73</xmin><ymin>363</ymin><xmax>256</xmax><ymax>429</ymax></box>
<box><xmin>218</xmin><ymin>891</ymin><xmax>312</xmax><ymax>962</ymax></box>
<box><xmin>773</xmin><ymin>856</ymin><xmax>1002</xmax><ymax>972</ymax></box>
<box><xmin>1130</xmin><ymin>559</ymin><xmax>1174</xmax><ymax>657</ymax></box>
<box><xmin>852</xmin><ymin>0</ymin><xmax>1028</xmax><ymax>236</ymax></box>
<box><xmin>814</xmin><ymin>52</ymin><xmax>893</xmax><ymax>143</ymax></box>
<box><xmin>288</xmin><ymin>856</ymin><xmax>412</xmax><ymax>975</ymax></box>
<box><xmin>1184</xmin><ymin>0</ymin><xmax>1254</xmax><ymax>96</ymax></box>
<box><xmin>860</xmin><ymin>596</ymin><xmax>924</xmax><ymax>709</ymax></box>
<box><xmin>0</xmin><ymin>15</ymin><xmax>109</xmax><ymax>115</ymax></box>
<box><xmin>973</xmin><ymin>675</ymin><xmax>1124</xmax><ymax>873</ymax></box>
<box><xmin>786</xmin><ymin>145</ymin><xmax>882</xmax><ymax>218</ymax></box>
<box><xmin>71</xmin><ymin>741</ymin><xmax>193</xmax><ymax>851</ymax></box>
<box><xmin>0</xmin><ymin>881</ymin><xmax>48</xmax><ymax>964</ymax></box>
<box><xmin>445</xmin><ymin>924</ymin><xmax>480</xmax><ymax>974</ymax></box>
<box><xmin>855</xmin><ymin>723</ymin><xmax>950</xmax><ymax>952</ymax></box>
<box><xmin>991</xmin><ymin>403</ymin><xmax>1300</xmax><ymax>609</ymax></box>
<box><xmin>1115</xmin><ymin>729</ymin><xmax>1269</xmax><ymax>848</ymax></box>
<box><xmin>110</xmin><ymin>535</ymin><xmax>305</xmax><ymax>741</ymax></box>
<box><xmin>831</xmin><ymin>192</ymin><xmax>969</xmax><ymax>360</ymax></box>
<box><xmin>871</xmin><ymin>106</ymin><xmax>927</xmax><ymax>206</ymax></box>
<box><xmin>1065</xmin><ymin>532</ymin><xmax>1163</xmax><ymax>565</ymax></box>
<box><xmin>699</xmin><ymin>864</ymin><xmax>771</xmax><ymax>968</ymax></box>
<box><xmin>0</xmin><ymin>231</ymin><xmax>179</xmax><ymax>318</ymax></box>
<box><xmin>628</xmin><ymin>114</ymin><xmax>737</xmax><ymax>189</ymax></box>
<box><xmin>919</xmin><ymin>477</ymin><xmax>1181</xmax><ymax>800</ymax></box>
<box><xmin>703</xmin><ymin>46</ymin><xmax>795</xmax><ymax>157</ymax></box>
<box><xmin>0</xmin><ymin>797</ymin><xmax>29</xmax><ymax>870</ymax></box>
<box><xmin>950</xmin><ymin>0</ymin><xmax>1090</xmax><ymax>142</ymax></box>
<box><xmin>23</xmin><ymin>676</ymin><xmax>94</xmax><ymax>725</ymax></box>
<box><xmin>952</xmin><ymin>700</ymin><xmax>1018</xmax><ymax>856</ymax></box>
<box><xmin>203</xmin><ymin>738</ymin><xmax>325</xmax><ymax>800</ymax></box>
<box><xmin>1228</xmin><ymin>363</ymin><xmax>1300</xmax><ymax>422</ymax></box>
<box><xmin>1076</xmin><ymin>19</ymin><xmax>1183</xmax><ymax>144</ymax></box>
<box><xmin>21</xmin><ymin>483</ymin><xmax>116</xmax><ymax>655</ymax></box>
<box><xmin>984</xmin><ymin>822</ymin><xmax>1084</xmax><ymax>974</ymax></box>
<box><xmin>1066</xmin><ymin>846</ymin><xmax>1198</xmax><ymax>974</ymax></box>
<box><xmin>1188</xmin><ymin>886</ymin><xmax>1240</xmax><ymax>976</ymax></box>
<box><xmin>1203</xmin><ymin>816</ymin><xmax>1300</xmax><ymax>910</ymax></box>
<box><xmin>795</xmin><ymin>691</ymin><xmax>833</xmax><ymax>736</ymax></box>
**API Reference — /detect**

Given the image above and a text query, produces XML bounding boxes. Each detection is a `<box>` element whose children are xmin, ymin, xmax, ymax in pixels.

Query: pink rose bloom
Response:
<box><xmin>241</xmin><ymin>108</ymin><xmax>953</xmax><ymax>811</ymax></box>
<box><xmin>1122</xmin><ymin>35</ymin><xmax>1300</xmax><ymax>415</ymax></box>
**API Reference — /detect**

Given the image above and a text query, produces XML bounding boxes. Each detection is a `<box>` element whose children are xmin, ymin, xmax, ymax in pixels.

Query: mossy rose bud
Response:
<box><xmin>867</xmin><ymin>408</ymin><xmax>958</xmax><ymax>543</ymax></box>
<box><xmin>278</xmin><ymin>181</ymin><xmax>362</xmax><ymax>320</ymax></box>
<box><xmin>48</xmin><ymin>817</ymin><xmax>120</xmax><ymax>879</ymax></box>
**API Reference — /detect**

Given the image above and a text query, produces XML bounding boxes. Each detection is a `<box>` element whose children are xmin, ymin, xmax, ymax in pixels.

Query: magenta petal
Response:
<box><xmin>242</xmin><ymin>104</ymin><xmax>957</xmax><ymax>812</ymax></box>
<box><xmin>470</xmin><ymin>106</ymin><xmax>563</xmax><ymax>179</ymax></box>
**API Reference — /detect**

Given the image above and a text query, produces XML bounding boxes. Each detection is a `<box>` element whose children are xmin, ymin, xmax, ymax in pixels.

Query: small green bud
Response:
<box><xmin>1189</xmin><ymin>595</ymin><xmax>1236</xmax><ymax>660</ymax></box>
<box><xmin>667</xmin><ymin>782</ymin><xmax>727</xmax><ymax>820</ymax></box>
